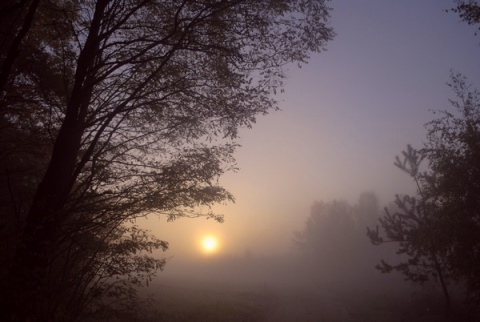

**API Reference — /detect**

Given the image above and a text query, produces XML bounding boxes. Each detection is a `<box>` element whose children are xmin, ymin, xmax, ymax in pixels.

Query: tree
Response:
<box><xmin>0</xmin><ymin>0</ymin><xmax>41</xmax><ymax>97</ymax></box>
<box><xmin>422</xmin><ymin>73</ymin><xmax>480</xmax><ymax>305</ymax></box>
<box><xmin>367</xmin><ymin>146</ymin><xmax>453</xmax><ymax>316</ymax></box>
<box><xmin>295</xmin><ymin>200</ymin><xmax>356</xmax><ymax>270</ymax></box>
<box><xmin>0</xmin><ymin>0</ymin><xmax>334</xmax><ymax>320</ymax></box>
<box><xmin>294</xmin><ymin>193</ymin><xmax>382</xmax><ymax>282</ymax></box>
<box><xmin>368</xmin><ymin>74</ymin><xmax>480</xmax><ymax>317</ymax></box>
<box><xmin>354</xmin><ymin>191</ymin><xmax>381</xmax><ymax>228</ymax></box>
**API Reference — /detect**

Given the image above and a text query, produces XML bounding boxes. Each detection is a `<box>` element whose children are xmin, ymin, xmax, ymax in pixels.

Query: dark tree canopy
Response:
<box><xmin>0</xmin><ymin>0</ymin><xmax>334</xmax><ymax>320</ymax></box>
<box><xmin>422</xmin><ymin>73</ymin><xmax>480</xmax><ymax>304</ymax></box>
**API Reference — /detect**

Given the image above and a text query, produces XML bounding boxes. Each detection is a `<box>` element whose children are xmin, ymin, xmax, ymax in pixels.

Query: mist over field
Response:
<box><xmin>1</xmin><ymin>0</ymin><xmax>480</xmax><ymax>321</ymax></box>
<box><xmin>135</xmin><ymin>249</ymin><xmax>449</xmax><ymax>322</ymax></box>
<box><xmin>131</xmin><ymin>193</ymin><xmax>465</xmax><ymax>322</ymax></box>
<box><xmin>124</xmin><ymin>2</ymin><xmax>480</xmax><ymax>321</ymax></box>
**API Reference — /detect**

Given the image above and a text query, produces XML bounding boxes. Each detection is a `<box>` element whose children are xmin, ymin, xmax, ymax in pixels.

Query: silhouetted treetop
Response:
<box><xmin>449</xmin><ymin>0</ymin><xmax>480</xmax><ymax>35</ymax></box>
<box><xmin>0</xmin><ymin>1</ymin><xmax>335</xmax><ymax>320</ymax></box>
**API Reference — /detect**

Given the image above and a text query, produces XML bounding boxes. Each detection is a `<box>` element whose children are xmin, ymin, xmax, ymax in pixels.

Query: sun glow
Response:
<box><xmin>200</xmin><ymin>235</ymin><xmax>219</xmax><ymax>254</ymax></box>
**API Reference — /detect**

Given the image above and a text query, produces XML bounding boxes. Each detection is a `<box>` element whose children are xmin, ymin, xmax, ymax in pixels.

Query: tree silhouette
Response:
<box><xmin>422</xmin><ymin>73</ymin><xmax>480</xmax><ymax>306</ymax></box>
<box><xmin>295</xmin><ymin>200</ymin><xmax>356</xmax><ymax>270</ymax></box>
<box><xmin>368</xmin><ymin>75</ymin><xmax>480</xmax><ymax>317</ymax></box>
<box><xmin>0</xmin><ymin>1</ymin><xmax>334</xmax><ymax>320</ymax></box>
<box><xmin>367</xmin><ymin>146</ymin><xmax>452</xmax><ymax>315</ymax></box>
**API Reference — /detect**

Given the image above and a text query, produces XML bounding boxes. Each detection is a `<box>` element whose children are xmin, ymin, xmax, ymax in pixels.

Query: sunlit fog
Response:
<box><xmin>146</xmin><ymin>0</ymin><xmax>479</xmax><ymax>262</ymax></box>
<box><xmin>2</xmin><ymin>0</ymin><xmax>480</xmax><ymax>321</ymax></box>
<box><xmin>140</xmin><ymin>1</ymin><xmax>480</xmax><ymax>321</ymax></box>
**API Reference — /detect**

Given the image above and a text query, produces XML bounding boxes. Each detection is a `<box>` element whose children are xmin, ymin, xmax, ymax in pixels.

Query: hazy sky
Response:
<box><xmin>142</xmin><ymin>0</ymin><xmax>480</xmax><ymax>263</ymax></box>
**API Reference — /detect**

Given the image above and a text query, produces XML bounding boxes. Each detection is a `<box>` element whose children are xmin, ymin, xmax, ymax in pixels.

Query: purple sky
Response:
<box><xmin>143</xmin><ymin>0</ymin><xmax>480</xmax><ymax>261</ymax></box>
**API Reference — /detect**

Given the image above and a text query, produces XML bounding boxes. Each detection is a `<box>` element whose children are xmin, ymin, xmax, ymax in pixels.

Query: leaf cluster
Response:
<box><xmin>449</xmin><ymin>0</ymin><xmax>480</xmax><ymax>35</ymax></box>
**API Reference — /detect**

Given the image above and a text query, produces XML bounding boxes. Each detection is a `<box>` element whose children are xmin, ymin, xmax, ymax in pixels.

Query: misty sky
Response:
<box><xmin>142</xmin><ymin>0</ymin><xmax>480</xmax><ymax>263</ymax></box>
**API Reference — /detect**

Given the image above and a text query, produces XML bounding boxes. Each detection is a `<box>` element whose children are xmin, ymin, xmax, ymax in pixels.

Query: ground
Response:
<box><xmin>138</xmin><ymin>277</ymin><xmax>448</xmax><ymax>322</ymax></box>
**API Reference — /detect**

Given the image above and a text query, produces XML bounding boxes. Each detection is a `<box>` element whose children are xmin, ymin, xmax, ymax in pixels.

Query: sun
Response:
<box><xmin>200</xmin><ymin>235</ymin><xmax>219</xmax><ymax>254</ymax></box>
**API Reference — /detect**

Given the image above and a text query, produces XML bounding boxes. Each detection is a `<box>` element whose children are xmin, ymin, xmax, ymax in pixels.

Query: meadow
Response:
<box><xmin>126</xmin><ymin>256</ymin><xmax>450</xmax><ymax>322</ymax></box>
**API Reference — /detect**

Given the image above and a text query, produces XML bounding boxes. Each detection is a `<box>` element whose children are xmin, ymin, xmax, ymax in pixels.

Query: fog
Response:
<box><xmin>144</xmin><ymin>248</ymin><xmax>448</xmax><ymax>321</ymax></box>
<box><xmin>132</xmin><ymin>1</ymin><xmax>480</xmax><ymax>321</ymax></box>
<box><xmin>144</xmin><ymin>0</ymin><xmax>480</xmax><ymax>258</ymax></box>
<box><xmin>2</xmin><ymin>0</ymin><xmax>480</xmax><ymax>320</ymax></box>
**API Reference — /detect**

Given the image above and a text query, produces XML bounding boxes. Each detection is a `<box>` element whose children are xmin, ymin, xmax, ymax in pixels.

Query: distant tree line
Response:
<box><xmin>293</xmin><ymin>192</ymin><xmax>389</xmax><ymax>283</ymax></box>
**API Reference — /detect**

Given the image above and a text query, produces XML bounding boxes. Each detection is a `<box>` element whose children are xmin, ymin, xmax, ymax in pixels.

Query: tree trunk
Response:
<box><xmin>1</xmin><ymin>1</ymin><xmax>108</xmax><ymax>320</ymax></box>
<box><xmin>433</xmin><ymin>255</ymin><xmax>451</xmax><ymax>319</ymax></box>
<box><xmin>3</xmin><ymin>120</ymin><xmax>83</xmax><ymax>320</ymax></box>
<box><xmin>0</xmin><ymin>0</ymin><xmax>40</xmax><ymax>101</ymax></box>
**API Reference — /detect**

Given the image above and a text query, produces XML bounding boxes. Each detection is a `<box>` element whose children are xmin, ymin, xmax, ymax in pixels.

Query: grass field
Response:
<box><xmin>134</xmin><ymin>277</ymin><xmax>450</xmax><ymax>322</ymax></box>
<box><xmin>87</xmin><ymin>256</ymin><xmax>467</xmax><ymax>322</ymax></box>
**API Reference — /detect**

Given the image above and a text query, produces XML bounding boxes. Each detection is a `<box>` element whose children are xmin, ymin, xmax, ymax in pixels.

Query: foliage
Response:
<box><xmin>449</xmin><ymin>0</ymin><xmax>480</xmax><ymax>35</ymax></box>
<box><xmin>367</xmin><ymin>146</ymin><xmax>451</xmax><ymax>291</ymax></box>
<box><xmin>422</xmin><ymin>73</ymin><xmax>480</xmax><ymax>304</ymax></box>
<box><xmin>368</xmin><ymin>74</ymin><xmax>480</xmax><ymax>315</ymax></box>
<box><xmin>0</xmin><ymin>0</ymin><xmax>334</xmax><ymax>320</ymax></box>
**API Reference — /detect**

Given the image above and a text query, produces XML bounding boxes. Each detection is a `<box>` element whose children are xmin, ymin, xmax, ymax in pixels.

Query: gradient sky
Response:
<box><xmin>141</xmin><ymin>0</ymin><xmax>480</xmax><ymax>263</ymax></box>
